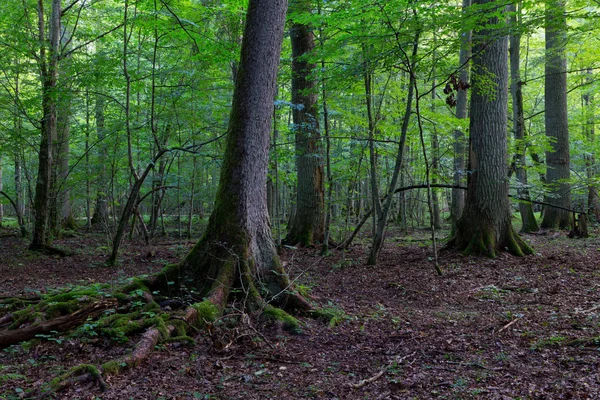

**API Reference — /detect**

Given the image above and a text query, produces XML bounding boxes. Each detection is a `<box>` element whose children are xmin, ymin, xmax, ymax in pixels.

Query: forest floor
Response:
<box><xmin>1</xmin><ymin>226</ymin><xmax>600</xmax><ymax>399</ymax></box>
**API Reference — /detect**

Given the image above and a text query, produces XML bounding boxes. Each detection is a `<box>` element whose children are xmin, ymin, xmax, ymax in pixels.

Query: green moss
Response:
<box><xmin>309</xmin><ymin>308</ymin><xmax>345</xmax><ymax>327</ymax></box>
<box><xmin>462</xmin><ymin>228</ymin><xmax>496</xmax><ymax>258</ymax></box>
<box><xmin>44</xmin><ymin>300</ymin><xmax>80</xmax><ymax>318</ymax></box>
<box><xmin>121</xmin><ymin>277</ymin><xmax>151</xmax><ymax>295</ymax></box>
<box><xmin>101</xmin><ymin>360</ymin><xmax>122</xmax><ymax>375</ymax></box>
<box><xmin>192</xmin><ymin>300</ymin><xmax>220</xmax><ymax>325</ymax></box>
<box><xmin>169</xmin><ymin>319</ymin><xmax>189</xmax><ymax>337</ymax></box>
<box><xmin>165</xmin><ymin>335</ymin><xmax>195</xmax><ymax>345</ymax></box>
<box><xmin>505</xmin><ymin>227</ymin><xmax>533</xmax><ymax>256</ymax></box>
<box><xmin>43</xmin><ymin>289</ymin><xmax>104</xmax><ymax>303</ymax></box>
<box><xmin>263</xmin><ymin>305</ymin><xmax>301</xmax><ymax>333</ymax></box>
<box><xmin>49</xmin><ymin>364</ymin><xmax>100</xmax><ymax>389</ymax></box>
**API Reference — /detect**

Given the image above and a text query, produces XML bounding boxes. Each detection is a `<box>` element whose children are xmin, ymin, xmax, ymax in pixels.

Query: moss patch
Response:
<box><xmin>263</xmin><ymin>305</ymin><xmax>301</xmax><ymax>333</ymax></box>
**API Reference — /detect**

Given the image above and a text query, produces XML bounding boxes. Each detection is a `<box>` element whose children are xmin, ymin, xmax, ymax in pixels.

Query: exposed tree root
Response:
<box><xmin>0</xmin><ymin>299</ymin><xmax>117</xmax><ymax>348</ymax></box>
<box><xmin>0</xmin><ymin>253</ymin><xmax>318</xmax><ymax>396</ymax></box>
<box><xmin>27</xmin><ymin>243</ymin><xmax>72</xmax><ymax>257</ymax></box>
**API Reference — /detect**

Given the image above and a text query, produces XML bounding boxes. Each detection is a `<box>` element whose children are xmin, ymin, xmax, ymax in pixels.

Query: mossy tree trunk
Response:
<box><xmin>450</xmin><ymin>0</ymin><xmax>532</xmax><ymax>258</ymax></box>
<box><xmin>284</xmin><ymin>0</ymin><xmax>325</xmax><ymax>247</ymax></box>
<box><xmin>179</xmin><ymin>0</ymin><xmax>309</xmax><ymax>314</ymax></box>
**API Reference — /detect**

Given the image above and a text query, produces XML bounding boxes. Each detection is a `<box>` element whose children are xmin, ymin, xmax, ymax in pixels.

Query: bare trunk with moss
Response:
<box><xmin>178</xmin><ymin>0</ymin><xmax>309</xmax><ymax>315</ymax></box>
<box><xmin>450</xmin><ymin>0</ymin><xmax>532</xmax><ymax>258</ymax></box>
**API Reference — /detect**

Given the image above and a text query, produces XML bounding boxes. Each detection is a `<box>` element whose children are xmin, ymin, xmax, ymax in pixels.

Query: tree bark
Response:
<box><xmin>179</xmin><ymin>0</ymin><xmax>308</xmax><ymax>313</ymax></box>
<box><xmin>583</xmin><ymin>69</ymin><xmax>600</xmax><ymax>221</ymax></box>
<box><xmin>509</xmin><ymin>2</ymin><xmax>538</xmax><ymax>233</ymax></box>
<box><xmin>30</xmin><ymin>0</ymin><xmax>61</xmax><ymax>250</ymax></box>
<box><xmin>450</xmin><ymin>0</ymin><xmax>532</xmax><ymax>257</ymax></box>
<box><xmin>541</xmin><ymin>0</ymin><xmax>571</xmax><ymax>229</ymax></box>
<box><xmin>284</xmin><ymin>0</ymin><xmax>325</xmax><ymax>246</ymax></box>
<box><xmin>451</xmin><ymin>0</ymin><xmax>471</xmax><ymax>227</ymax></box>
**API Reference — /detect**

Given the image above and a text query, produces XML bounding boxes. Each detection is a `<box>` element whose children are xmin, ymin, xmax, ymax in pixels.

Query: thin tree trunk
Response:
<box><xmin>367</xmin><ymin>30</ymin><xmax>419</xmax><ymax>266</ymax></box>
<box><xmin>510</xmin><ymin>2</ymin><xmax>538</xmax><ymax>233</ymax></box>
<box><xmin>583</xmin><ymin>68</ymin><xmax>600</xmax><ymax>221</ymax></box>
<box><xmin>30</xmin><ymin>0</ymin><xmax>61</xmax><ymax>250</ymax></box>
<box><xmin>451</xmin><ymin>0</ymin><xmax>471</xmax><ymax>228</ymax></box>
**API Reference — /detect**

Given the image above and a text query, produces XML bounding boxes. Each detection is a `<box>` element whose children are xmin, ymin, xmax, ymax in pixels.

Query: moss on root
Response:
<box><xmin>192</xmin><ymin>300</ymin><xmax>220</xmax><ymax>325</ymax></box>
<box><xmin>462</xmin><ymin>227</ymin><xmax>497</xmax><ymax>258</ymax></box>
<box><xmin>505</xmin><ymin>226</ymin><xmax>533</xmax><ymax>256</ymax></box>
<box><xmin>49</xmin><ymin>363</ymin><xmax>102</xmax><ymax>389</ymax></box>
<box><xmin>262</xmin><ymin>305</ymin><xmax>301</xmax><ymax>333</ymax></box>
<box><xmin>101</xmin><ymin>360</ymin><xmax>122</xmax><ymax>375</ymax></box>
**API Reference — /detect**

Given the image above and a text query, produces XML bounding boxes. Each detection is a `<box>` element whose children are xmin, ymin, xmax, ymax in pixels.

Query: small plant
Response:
<box><xmin>531</xmin><ymin>335</ymin><xmax>565</xmax><ymax>350</ymax></box>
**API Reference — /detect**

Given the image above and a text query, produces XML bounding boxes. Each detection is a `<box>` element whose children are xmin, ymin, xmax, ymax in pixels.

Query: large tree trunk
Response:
<box><xmin>284</xmin><ymin>0</ymin><xmax>325</xmax><ymax>246</ymax></box>
<box><xmin>450</xmin><ymin>0</ymin><xmax>531</xmax><ymax>258</ymax></box>
<box><xmin>451</xmin><ymin>0</ymin><xmax>471</xmax><ymax>228</ymax></box>
<box><xmin>179</xmin><ymin>0</ymin><xmax>308</xmax><ymax>313</ymax></box>
<box><xmin>30</xmin><ymin>0</ymin><xmax>61</xmax><ymax>250</ymax></box>
<box><xmin>541</xmin><ymin>0</ymin><xmax>571</xmax><ymax>229</ymax></box>
<box><xmin>509</xmin><ymin>2</ymin><xmax>538</xmax><ymax>233</ymax></box>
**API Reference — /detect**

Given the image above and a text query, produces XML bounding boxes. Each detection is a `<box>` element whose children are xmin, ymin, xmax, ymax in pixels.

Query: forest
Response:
<box><xmin>1</xmin><ymin>0</ymin><xmax>600</xmax><ymax>398</ymax></box>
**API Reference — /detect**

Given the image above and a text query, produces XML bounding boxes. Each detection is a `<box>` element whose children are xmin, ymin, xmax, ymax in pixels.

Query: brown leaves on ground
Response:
<box><xmin>1</xmin><ymin>229</ymin><xmax>600</xmax><ymax>399</ymax></box>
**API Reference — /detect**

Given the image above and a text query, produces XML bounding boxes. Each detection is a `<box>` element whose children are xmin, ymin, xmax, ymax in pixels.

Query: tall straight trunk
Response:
<box><xmin>178</xmin><ymin>0</ymin><xmax>309</xmax><ymax>314</ymax></box>
<box><xmin>14</xmin><ymin>67</ymin><xmax>25</xmax><ymax>226</ymax></box>
<box><xmin>541</xmin><ymin>0</ymin><xmax>571</xmax><ymax>229</ymax></box>
<box><xmin>30</xmin><ymin>0</ymin><xmax>61</xmax><ymax>250</ymax></box>
<box><xmin>91</xmin><ymin>94</ymin><xmax>109</xmax><ymax>225</ymax></box>
<box><xmin>451</xmin><ymin>0</ymin><xmax>531</xmax><ymax>257</ymax></box>
<box><xmin>451</xmin><ymin>0</ymin><xmax>471</xmax><ymax>227</ymax></box>
<box><xmin>0</xmin><ymin>156</ymin><xmax>3</xmax><ymax>226</ymax></box>
<box><xmin>509</xmin><ymin>2</ymin><xmax>538</xmax><ymax>233</ymax></box>
<box><xmin>430</xmin><ymin>46</ymin><xmax>441</xmax><ymax>229</ymax></box>
<box><xmin>284</xmin><ymin>0</ymin><xmax>324</xmax><ymax>246</ymax></box>
<box><xmin>583</xmin><ymin>69</ymin><xmax>599</xmax><ymax>221</ymax></box>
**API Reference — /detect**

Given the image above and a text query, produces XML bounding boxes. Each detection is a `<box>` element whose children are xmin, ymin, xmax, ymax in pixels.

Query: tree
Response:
<box><xmin>30</xmin><ymin>0</ymin><xmax>62</xmax><ymax>251</ymax></box>
<box><xmin>449</xmin><ymin>0</ymin><xmax>532</xmax><ymax>257</ymax></box>
<box><xmin>176</xmin><ymin>0</ymin><xmax>310</xmax><ymax>315</ymax></box>
<box><xmin>541</xmin><ymin>0</ymin><xmax>571</xmax><ymax>229</ymax></box>
<box><xmin>451</xmin><ymin>0</ymin><xmax>471</xmax><ymax>226</ymax></box>
<box><xmin>284</xmin><ymin>0</ymin><xmax>325</xmax><ymax>246</ymax></box>
<box><xmin>509</xmin><ymin>2</ymin><xmax>538</xmax><ymax>233</ymax></box>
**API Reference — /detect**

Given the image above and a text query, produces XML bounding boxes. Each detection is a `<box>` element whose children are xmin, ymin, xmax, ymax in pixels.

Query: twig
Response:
<box><xmin>498</xmin><ymin>318</ymin><xmax>520</xmax><ymax>333</ymax></box>
<box><xmin>575</xmin><ymin>304</ymin><xmax>600</xmax><ymax>314</ymax></box>
<box><xmin>350</xmin><ymin>351</ymin><xmax>416</xmax><ymax>389</ymax></box>
<box><xmin>350</xmin><ymin>369</ymin><xmax>385</xmax><ymax>388</ymax></box>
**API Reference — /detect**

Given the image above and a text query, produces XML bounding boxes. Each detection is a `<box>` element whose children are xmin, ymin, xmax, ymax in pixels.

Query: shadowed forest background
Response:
<box><xmin>1</xmin><ymin>0</ymin><xmax>600</xmax><ymax>398</ymax></box>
